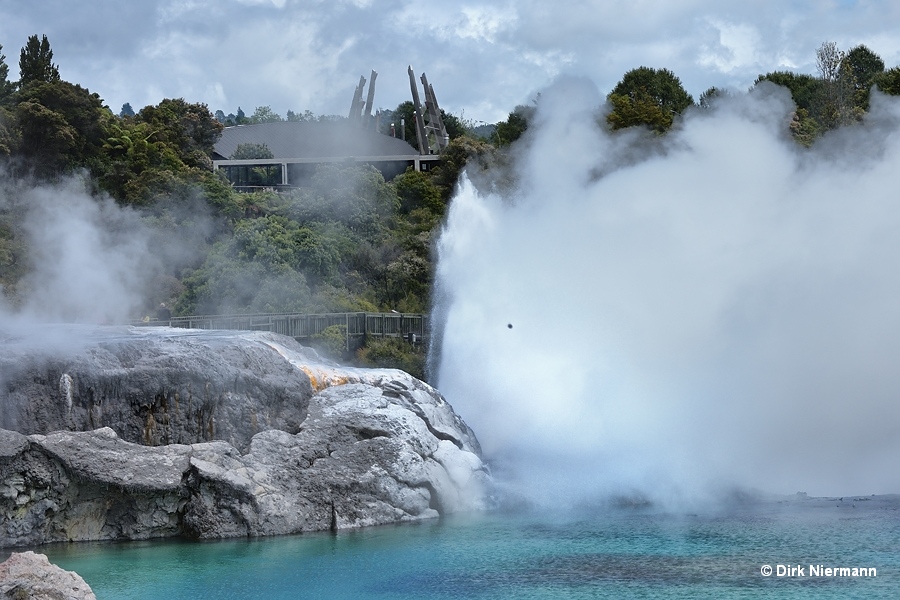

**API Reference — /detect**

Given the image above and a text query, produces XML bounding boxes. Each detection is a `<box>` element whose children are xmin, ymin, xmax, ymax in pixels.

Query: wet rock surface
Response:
<box><xmin>0</xmin><ymin>327</ymin><xmax>489</xmax><ymax>547</ymax></box>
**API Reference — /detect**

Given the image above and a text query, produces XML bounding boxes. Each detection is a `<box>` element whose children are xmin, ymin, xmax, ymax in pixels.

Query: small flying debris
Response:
<box><xmin>507</xmin><ymin>323</ymin><xmax>513</xmax><ymax>329</ymax></box>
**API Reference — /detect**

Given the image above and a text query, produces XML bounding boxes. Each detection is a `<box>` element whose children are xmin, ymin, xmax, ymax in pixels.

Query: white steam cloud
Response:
<box><xmin>434</xmin><ymin>78</ymin><xmax>900</xmax><ymax>506</ymax></box>
<box><xmin>0</xmin><ymin>174</ymin><xmax>197</xmax><ymax>328</ymax></box>
<box><xmin>19</xmin><ymin>181</ymin><xmax>158</xmax><ymax>323</ymax></box>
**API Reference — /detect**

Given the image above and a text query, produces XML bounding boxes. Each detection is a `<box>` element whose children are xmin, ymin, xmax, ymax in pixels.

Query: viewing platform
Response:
<box><xmin>131</xmin><ymin>311</ymin><xmax>428</xmax><ymax>350</ymax></box>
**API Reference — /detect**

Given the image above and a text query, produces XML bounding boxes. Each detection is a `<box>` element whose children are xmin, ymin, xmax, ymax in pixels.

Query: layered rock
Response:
<box><xmin>0</xmin><ymin>326</ymin><xmax>489</xmax><ymax>547</ymax></box>
<box><xmin>0</xmin><ymin>325</ymin><xmax>312</xmax><ymax>452</ymax></box>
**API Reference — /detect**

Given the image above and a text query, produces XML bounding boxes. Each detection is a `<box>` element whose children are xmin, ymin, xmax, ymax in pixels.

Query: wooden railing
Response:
<box><xmin>131</xmin><ymin>311</ymin><xmax>428</xmax><ymax>347</ymax></box>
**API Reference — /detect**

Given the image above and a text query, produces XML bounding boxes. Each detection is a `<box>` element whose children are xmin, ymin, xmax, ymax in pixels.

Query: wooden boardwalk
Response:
<box><xmin>132</xmin><ymin>311</ymin><xmax>428</xmax><ymax>348</ymax></box>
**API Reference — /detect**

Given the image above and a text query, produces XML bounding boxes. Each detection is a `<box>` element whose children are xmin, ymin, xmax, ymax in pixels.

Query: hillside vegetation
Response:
<box><xmin>1</xmin><ymin>36</ymin><xmax>898</xmax><ymax>379</ymax></box>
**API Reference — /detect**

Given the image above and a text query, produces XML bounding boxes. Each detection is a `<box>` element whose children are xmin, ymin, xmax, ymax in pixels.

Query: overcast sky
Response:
<box><xmin>2</xmin><ymin>0</ymin><xmax>899</xmax><ymax>123</ymax></box>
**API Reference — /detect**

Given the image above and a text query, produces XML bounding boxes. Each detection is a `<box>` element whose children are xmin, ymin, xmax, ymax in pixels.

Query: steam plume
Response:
<box><xmin>434</xmin><ymin>77</ymin><xmax>900</xmax><ymax>506</ymax></box>
<box><xmin>0</xmin><ymin>173</ymin><xmax>206</xmax><ymax>328</ymax></box>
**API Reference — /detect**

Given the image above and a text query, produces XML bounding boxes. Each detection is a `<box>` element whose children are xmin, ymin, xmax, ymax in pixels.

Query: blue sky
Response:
<box><xmin>2</xmin><ymin>0</ymin><xmax>899</xmax><ymax>122</ymax></box>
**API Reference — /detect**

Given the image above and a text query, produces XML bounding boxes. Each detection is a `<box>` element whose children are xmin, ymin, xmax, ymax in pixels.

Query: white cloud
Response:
<box><xmin>3</xmin><ymin>2</ymin><xmax>900</xmax><ymax>125</ymax></box>
<box><xmin>457</xmin><ymin>5</ymin><xmax>515</xmax><ymax>43</ymax></box>
<box><xmin>698</xmin><ymin>19</ymin><xmax>763</xmax><ymax>73</ymax></box>
<box><xmin>236</xmin><ymin>0</ymin><xmax>293</xmax><ymax>6</ymax></box>
<box><xmin>157</xmin><ymin>0</ymin><xmax>213</xmax><ymax>22</ymax></box>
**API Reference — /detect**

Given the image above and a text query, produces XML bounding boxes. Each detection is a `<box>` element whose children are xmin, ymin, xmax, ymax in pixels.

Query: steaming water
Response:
<box><xmin>37</xmin><ymin>497</ymin><xmax>900</xmax><ymax>599</ymax></box>
<box><xmin>433</xmin><ymin>79</ymin><xmax>900</xmax><ymax>504</ymax></box>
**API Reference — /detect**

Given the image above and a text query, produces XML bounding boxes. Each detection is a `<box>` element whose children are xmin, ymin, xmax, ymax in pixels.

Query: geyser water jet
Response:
<box><xmin>434</xmin><ymin>77</ymin><xmax>900</xmax><ymax>506</ymax></box>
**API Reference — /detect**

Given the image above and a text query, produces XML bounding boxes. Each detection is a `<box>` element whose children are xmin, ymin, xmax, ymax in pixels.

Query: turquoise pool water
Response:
<box><xmin>36</xmin><ymin>496</ymin><xmax>899</xmax><ymax>599</ymax></box>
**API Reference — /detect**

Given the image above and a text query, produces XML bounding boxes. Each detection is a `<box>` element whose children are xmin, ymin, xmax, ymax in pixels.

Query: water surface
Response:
<box><xmin>38</xmin><ymin>495</ymin><xmax>899</xmax><ymax>599</ymax></box>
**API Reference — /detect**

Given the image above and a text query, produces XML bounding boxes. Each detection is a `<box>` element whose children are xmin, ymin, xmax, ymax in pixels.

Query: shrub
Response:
<box><xmin>311</xmin><ymin>324</ymin><xmax>347</xmax><ymax>360</ymax></box>
<box><xmin>356</xmin><ymin>336</ymin><xmax>425</xmax><ymax>381</ymax></box>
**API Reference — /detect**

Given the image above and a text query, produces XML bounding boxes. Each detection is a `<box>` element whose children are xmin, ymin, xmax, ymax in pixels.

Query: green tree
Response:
<box><xmin>788</xmin><ymin>108</ymin><xmax>819</xmax><ymax>147</ymax></box>
<box><xmin>755</xmin><ymin>71</ymin><xmax>820</xmax><ymax>111</ymax></box>
<box><xmin>393</xmin><ymin>167</ymin><xmax>442</xmax><ymax>215</ymax></box>
<box><xmin>494</xmin><ymin>105</ymin><xmax>534</xmax><ymax>146</ymax></box>
<box><xmin>15</xmin><ymin>80</ymin><xmax>109</xmax><ymax>177</ymax></box>
<box><xmin>606</xmin><ymin>91</ymin><xmax>673</xmax><ymax>132</ymax></box>
<box><xmin>842</xmin><ymin>44</ymin><xmax>885</xmax><ymax>110</ymax></box>
<box><xmin>698</xmin><ymin>86</ymin><xmax>726</xmax><ymax>109</ymax></box>
<box><xmin>178</xmin><ymin>252</ymin><xmax>313</xmax><ymax>315</ymax></box>
<box><xmin>100</xmin><ymin>120</ymin><xmax>171</xmax><ymax>200</ymax></box>
<box><xmin>440</xmin><ymin>110</ymin><xmax>465</xmax><ymax>140</ymax></box>
<box><xmin>15</xmin><ymin>100</ymin><xmax>76</xmax><ymax>174</ymax></box>
<box><xmin>303</xmin><ymin>164</ymin><xmax>399</xmax><ymax>237</ymax></box>
<box><xmin>382</xmin><ymin>101</ymin><xmax>418</xmax><ymax>150</ymax></box>
<box><xmin>754</xmin><ymin>69</ymin><xmax>830</xmax><ymax>146</ymax></box>
<box><xmin>0</xmin><ymin>44</ymin><xmax>15</xmax><ymax>102</ymax></box>
<box><xmin>843</xmin><ymin>44</ymin><xmax>884</xmax><ymax>90</ymax></box>
<box><xmin>19</xmin><ymin>34</ymin><xmax>60</xmax><ymax>86</ymax></box>
<box><xmin>812</xmin><ymin>42</ymin><xmax>856</xmax><ymax>130</ymax></box>
<box><xmin>119</xmin><ymin>102</ymin><xmax>135</xmax><ymax>118</ymax></box>
<box><xmin>0</xmin><ymin>106</ymin><xmax>16</xmax><ymax>157</ymax></box>
<box><xmin>428</xmin><ymin>135</ymin><xmax>494</xmax><ymax>200</ymax></box>
<box><xmin>177</xmin><ymin>215</ymin><xmax>333</xmax><ymax>314</ymax></box>
<box><xmin>606</xmin><ymin>67</ymin><xmax>694</xmax><ymax>133</ymax></box>
<box><xmin>231</xmin><ymin>143</ymin><xmax>274</xmax><ymax>160</ymax></box>
<box><xmin>812</xmin><ymin>41</ymin><xmax>859</xmax><ymax>130</ymax></box>
<box><xmin>247</xmin><ymin>105</ymin><xmax>284</xmax><ymax>124</ymax></box>
<box><xmin>96</xmin><ymin>99</ymin><xmax>228</xmax><ymax>204</ymax></box>
<box><xmin>0</xmin><ymin>211</ymin><xmax>28</xmax><ymax>301</ymax></box>
<box><xmin>177</xmin><ymin>215</ymin><xmax>356</xmax><ymax>313</ymax></box>
<box><xmin>873</xmin><ymin>67</ymin><xmax>900</xmax><ymax>95</ymax></box>
<box><xmin>136</xmin><ymin>98</ymin><xmax>223</xmax><ymax>169</ymax></box>
<box><xmin>755</xmin><ymin>44</ymin><xmax>883</xmax><ymax>144</ymax></box>
<box><xmin>287</xmin><ymin>109</ymin><xmax>316</xmax><ymax>122</ymax></box>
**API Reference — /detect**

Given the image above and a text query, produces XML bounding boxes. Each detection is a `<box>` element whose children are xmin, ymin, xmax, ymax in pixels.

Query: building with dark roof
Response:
<box><xmin>212</xmin><ymin>121</ymin><xmax>440</xmax><ymax>190</ymax></box>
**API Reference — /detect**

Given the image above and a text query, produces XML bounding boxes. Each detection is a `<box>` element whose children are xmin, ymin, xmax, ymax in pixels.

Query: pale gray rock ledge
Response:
<box><xmin>0</xmin><ymin>327</ymin><xmax>490</xmax><ymax>547</ymax></box>
<box><xmin>0</xmin><ymin>551</ymin><xmax>97</xmax><ymax>599</ymax></box>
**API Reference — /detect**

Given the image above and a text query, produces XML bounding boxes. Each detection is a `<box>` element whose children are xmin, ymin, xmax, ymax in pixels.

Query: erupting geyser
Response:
<box><xmin>433</xmin><ymin>77</ymin><xmax>900</xmax><ymax>507</ymax></box>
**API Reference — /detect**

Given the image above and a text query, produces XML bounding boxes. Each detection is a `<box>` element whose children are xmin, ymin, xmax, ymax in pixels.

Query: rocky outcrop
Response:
<box><xmin>0</xmin><ymin>326</ymin><xmax>489</xmax><ymax>547</ymax></box>
<box><xmin>0</xmin><ymin>427</ymin><xmax>189</xmax><ymax>545</ymax></box>
<box><xmin>0</xmin><ymin>325</ymin><xmax>313</xmax><ymax>452</ymax></box>
<box><xmin>0</xmin><ymin>551</ymin><xmax>97</xmax><ymax>599</ymax></box>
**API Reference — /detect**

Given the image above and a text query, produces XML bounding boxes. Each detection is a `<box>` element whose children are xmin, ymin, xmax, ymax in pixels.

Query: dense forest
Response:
<box><xmin>0</xmin><ymin>35</ymin><xmax>898</xmax><ymax>379</ymax></box>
